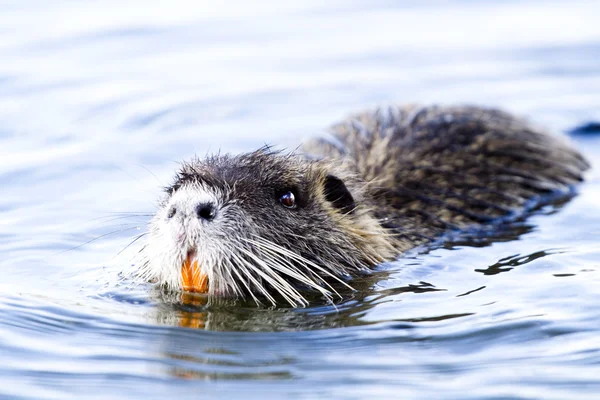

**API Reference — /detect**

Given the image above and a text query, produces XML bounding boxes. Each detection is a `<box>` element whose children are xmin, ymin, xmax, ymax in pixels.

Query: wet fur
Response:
<box><xmin>137</xmin><ymin>105</ymin><xmax>589</xmax><ymax>306</ymax></box>
<box><xmin>305</xmin><ymin>105</ymin><xmax>588</xmax><ymax>249</ymax></box>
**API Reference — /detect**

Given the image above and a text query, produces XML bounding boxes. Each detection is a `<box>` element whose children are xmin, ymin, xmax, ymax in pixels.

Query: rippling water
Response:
<box><xmin>1</xmin><ymin>1</ymin><xmax>600</xmax><ymax>399</ymax></box>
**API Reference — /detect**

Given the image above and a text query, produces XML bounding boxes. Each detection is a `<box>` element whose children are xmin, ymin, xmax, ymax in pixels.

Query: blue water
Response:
<box><xmin>1</xmin><ymin>1</ymin><xmax>600</xmax><ymax>399</ymax></box>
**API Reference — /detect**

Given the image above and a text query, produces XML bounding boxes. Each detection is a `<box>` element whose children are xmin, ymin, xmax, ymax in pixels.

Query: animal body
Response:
<box><xmin>135</xmin><ymin>105</ymin><xmax>588</xmax><ymax>306</ymax></box>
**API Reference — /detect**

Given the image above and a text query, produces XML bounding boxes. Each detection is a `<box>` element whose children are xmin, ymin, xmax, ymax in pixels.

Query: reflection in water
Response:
<box><xmin>165</xmin><ymin>351</ymin><xmax>294</xmax><ymax>381</ymax></box>
<box><xmin>148</xmin><ymin>266</ymin><xmax>473</xmax><ymax>333</ymax></box>
<box><xmin>476</xmin><ymin>249</ymin><xmax>564</xmax><ymax>276</ymax></box>
<box><xmin>152</xmin><ymin>289</ymin><xmax>371</xmax><ymax>332</ymax></box>
<box><xmin>456</xmin><ymin>285</ymin><xmax>486</xmax><ymax>297</ymax></box>
<box><xmin>150</xmin><ymin>275</ymin><xmax>467</xmax><ymax>332</ymax></box>
<box><xmin>570</xmin><ymin>121</ymin><xmax>600</xmax><ymax>136</ymax></box>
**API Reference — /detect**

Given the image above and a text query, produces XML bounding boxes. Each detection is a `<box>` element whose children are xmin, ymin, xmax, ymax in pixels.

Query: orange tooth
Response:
<box><xmin>181</xmin><ymin>256</ymin><xmax>209</xmax><ymax>293</ymax></box>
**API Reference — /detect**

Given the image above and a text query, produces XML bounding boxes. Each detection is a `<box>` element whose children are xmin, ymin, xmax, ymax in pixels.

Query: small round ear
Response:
<box><xmin>323</xmin><ymin>175</ymin><xmax>356</xmax><ymax>214</ymax></box>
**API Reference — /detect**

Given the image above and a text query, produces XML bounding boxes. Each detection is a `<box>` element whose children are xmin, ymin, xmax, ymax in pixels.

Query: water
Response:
<box><xmin>1</xmin><ymin>1</ymin><xmax>600</xmax><ymax>398</ymax></box>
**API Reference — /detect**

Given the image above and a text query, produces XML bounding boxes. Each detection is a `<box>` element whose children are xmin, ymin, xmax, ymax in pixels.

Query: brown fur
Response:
<box><xmin>148</xmin><ymin>104</ymin><xmax>588</xmax><ymax>304</ymax></box>
<box><xmin>304</xmin><ymin>105</ymin><xmax>588</xmax><ymax>252</ymax></box>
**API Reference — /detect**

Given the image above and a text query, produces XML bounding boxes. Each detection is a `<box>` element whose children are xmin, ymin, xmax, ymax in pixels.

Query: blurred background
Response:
<box><xmin>1</xmin><ymin>1</ymin><xmax>600</xmax><ymax>399</ymax></box>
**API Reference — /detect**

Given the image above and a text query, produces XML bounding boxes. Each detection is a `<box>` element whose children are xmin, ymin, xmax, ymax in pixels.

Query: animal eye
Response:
<box><xmin>279</xmin><ymin>191</ymin><xmax>297</xmax><ymax>209</ymax></box>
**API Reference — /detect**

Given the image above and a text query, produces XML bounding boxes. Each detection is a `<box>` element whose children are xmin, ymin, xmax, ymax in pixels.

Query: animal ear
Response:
<box><xmin>323</xmin><ymin>175</ymin><xmax>355</xmax><ymax>214</ymax></box>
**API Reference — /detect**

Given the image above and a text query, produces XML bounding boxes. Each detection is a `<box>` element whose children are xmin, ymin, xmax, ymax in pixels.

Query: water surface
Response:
<box><xmin>1</xmin><ymin>1</ymin><xmax>600</xmax><ymax>399</ymax></box>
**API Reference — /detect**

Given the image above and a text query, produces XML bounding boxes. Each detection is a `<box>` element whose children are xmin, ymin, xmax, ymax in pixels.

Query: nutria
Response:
<box><xmin>133</xmin><ymin>105</ymin><xmax>588</xmax><ymax>307</ymax></box>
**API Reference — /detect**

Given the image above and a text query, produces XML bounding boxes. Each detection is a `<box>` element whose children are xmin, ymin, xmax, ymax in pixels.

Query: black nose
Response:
<box><xmin>195</xmin><ymin>202</ymin><xmax>216</xmax><ymax>221</ymax></box>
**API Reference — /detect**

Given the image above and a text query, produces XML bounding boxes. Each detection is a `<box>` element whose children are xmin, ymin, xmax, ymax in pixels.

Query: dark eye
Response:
<box><xmin>279</xmin><ymin>191</ymin><xmax>296</xmax><ymax>209</ymax></box>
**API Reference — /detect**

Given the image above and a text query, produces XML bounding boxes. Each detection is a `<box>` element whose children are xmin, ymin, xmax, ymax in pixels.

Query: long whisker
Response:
<box><xmin>245</xmin><ymin>237</ymin><xmax>355</xmax><ymax>293</ymax></box>
<box><xmin>259</xmin><ymin>250</ymin><xmax>324</xmax><ymax>288</ymax></box>
<box><xmin>54</xmin><ymin>226</ymin><xmax>142</xmax><ymax>256</ymax></box>
<box><xmin>116</xmin><ymin>232</ymin><xmax>148</xmax><ymax>257</ymax></box>
<box><xmin>229</xmin><ymin>252</ymin><xmax>277</xmax><ymax>306</ymax></box>
<box><xmin>238</xmin><ymin>247</ymin><xmax>308</xmax><ymax>307</ymax></box>
<box><xmin>89</xmin><ymin>214</ymin><xmax>154</xmax><ymax>224</ymax></box>
<box><xmin>255</xmin><ymin>245</ymin><xmax>340</xmax><ymax>302</ymax></box>
<box><xmin>226</xmin><ymin>256</ymin><xmax>261</xmax><ymax>305</ymax></box>
<box><xmin>238</xmin><ymin>248</ymin><xmax>305</xmax><ymax>306</ymax></box>
<box><xmin>247</xmin><ymin>238</ymin><xmax>349</xmax><ymax>300</ymax></box>
<box><xmin>136</xmin><ymin>164</ymin><xmax>165</xmax><ymax>187</ymax></box>
<box><xmin>257</xmin><ymin>247</ymin><xmax>334</xmax><ymax>299</ymax></box>
<box><xmin>219</xmin><ymin>254</ymin><xmax>243</xmax><ymax>299</ymax></box>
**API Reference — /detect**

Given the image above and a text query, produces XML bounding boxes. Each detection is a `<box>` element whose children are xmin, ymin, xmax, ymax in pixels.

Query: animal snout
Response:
<box><xmin>166</xmin><ymin>200</ymin><xmax>217</xmax><ymax>222</ymax></box>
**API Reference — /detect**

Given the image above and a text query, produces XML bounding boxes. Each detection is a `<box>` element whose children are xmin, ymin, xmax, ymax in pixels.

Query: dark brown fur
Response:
<box><xmin>150</xmin><ymin>105</ymin><xmax>588</xmax><ymax>304</ymax></box>
<box><xmin>304</xmin><ymin>105</ymin><xmax>588</xmax><ymax>251</ymax></box>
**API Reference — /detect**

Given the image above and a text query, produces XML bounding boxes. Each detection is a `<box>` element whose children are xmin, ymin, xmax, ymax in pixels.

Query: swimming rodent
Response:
<box><xmin>135</xmin><ymin>105</ymin><xmax>589</xmax><ymax>307</ymax></box>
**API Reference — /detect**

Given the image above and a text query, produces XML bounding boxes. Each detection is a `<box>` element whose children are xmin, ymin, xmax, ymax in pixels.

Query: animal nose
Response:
<box><xmin>195</xmin><ymin>202</ymin><xmax>216</xmax><ymax>221</ymax></box>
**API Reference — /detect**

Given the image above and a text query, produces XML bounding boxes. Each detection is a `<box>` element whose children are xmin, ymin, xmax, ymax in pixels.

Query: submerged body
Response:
<box><xmin>136</xmin><ymin>105</ymin><xmax>588</xmax><ymax>306</ymax></box>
